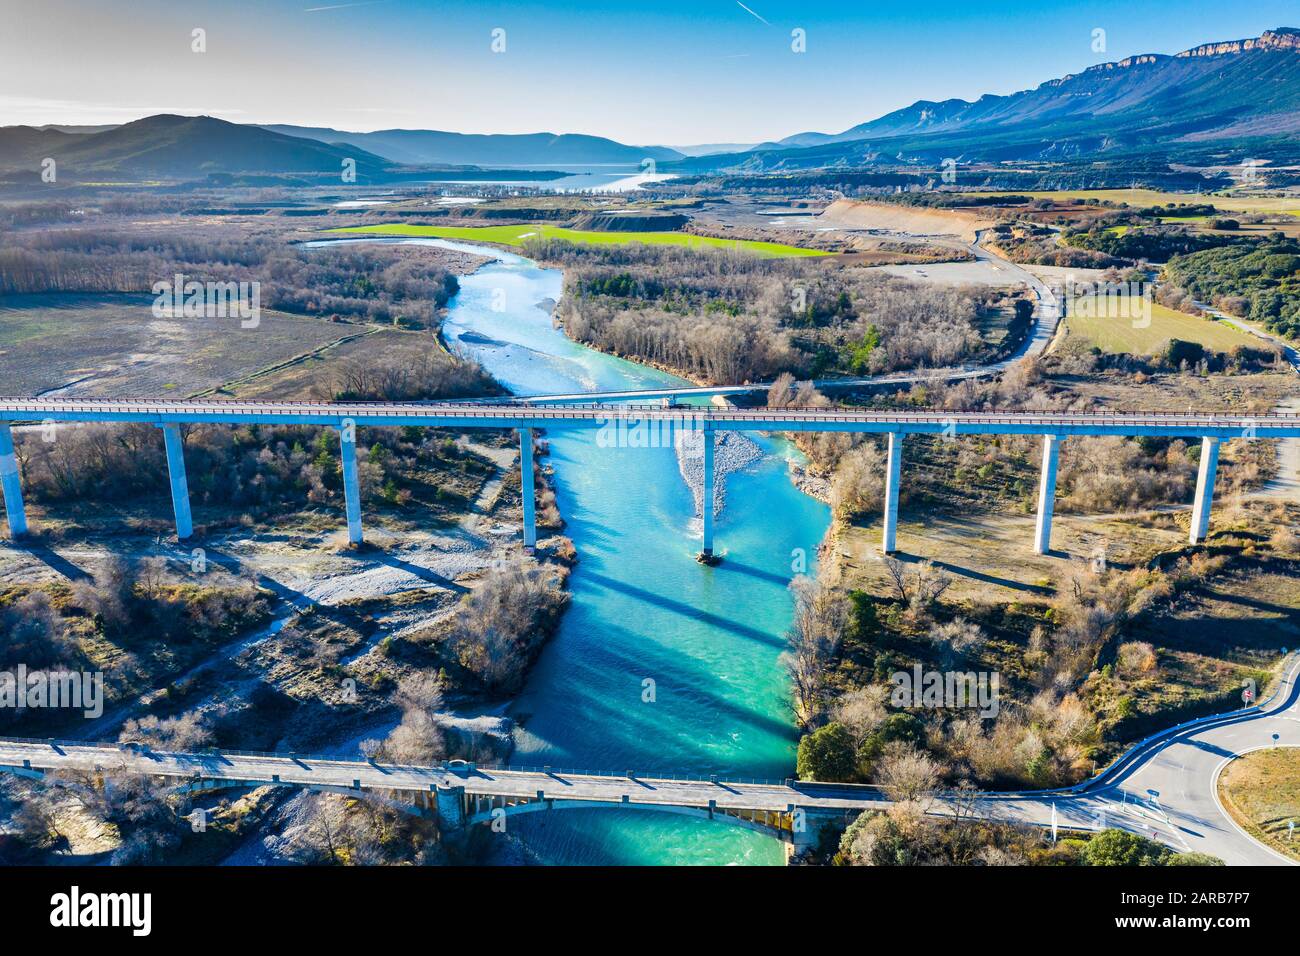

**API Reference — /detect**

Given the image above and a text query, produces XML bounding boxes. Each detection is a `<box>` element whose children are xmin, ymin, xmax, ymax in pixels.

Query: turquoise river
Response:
<box><xmin>322</xmin><ymin>238</ymin><xmax>831</xmax><ymax>865</ymax></box>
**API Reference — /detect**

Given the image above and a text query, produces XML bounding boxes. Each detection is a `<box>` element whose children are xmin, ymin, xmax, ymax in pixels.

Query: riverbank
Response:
<box><xmin>260</xmin><ymin>235</ymin><xmax>834</xmax><ymax>864</ymax></box>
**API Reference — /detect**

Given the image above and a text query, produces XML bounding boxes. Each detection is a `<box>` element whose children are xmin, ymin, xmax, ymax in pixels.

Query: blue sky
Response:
<box><xmin>0</xmin><ymin>0</ymin><xmax>1295</xmax><ymax>143</ymax></box>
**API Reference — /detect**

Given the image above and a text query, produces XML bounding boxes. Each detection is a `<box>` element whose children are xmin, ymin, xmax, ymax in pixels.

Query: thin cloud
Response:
<box><xmin>735</xmin><ymin>2</ymin><xmax>771</xmax><ymax>26</ymax></box>
<box><xmin>303</xmin><ymin>1</ymin><xmax>387</xmax><ymax>12</ymax></box>
<box><xmin>0</xmin><ymin>95</ymin><xmax>247</xmax><ymax>125</ymax></box>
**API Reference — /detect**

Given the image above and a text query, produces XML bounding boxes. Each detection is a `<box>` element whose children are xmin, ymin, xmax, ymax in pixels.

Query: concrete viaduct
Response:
<box><xmin>1</xmin><ymin>398</ymin><xmax>1297</xmax><ymax>560</ymax></box>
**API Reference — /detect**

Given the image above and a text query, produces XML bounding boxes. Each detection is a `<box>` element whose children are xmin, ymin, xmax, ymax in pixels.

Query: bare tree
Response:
<box><xmin>781</xmin><ymin>576</ymin><xmax>849</xmax><ymax>726</ymax></box>
<box><xmin>830</xmin><ymin>441</ymin><xmax>886</xmax><ymax>519</ymax></box>
<box><xmin>874</xmin><ymin>743</ymin><xmax>941</xmax><ymax>807</ymax></box>
<box><xmin>288</xmin><ymin>794</ymin><xmax>351</xmax><ymax>865</ymax></box>
<box><xmin>379</xmin><ymin>673</ymin><xmax>448</xmax><ymax>765</ymax></box>
<box><xmin>882</xmin><ymin>557</ymin><xmax>911</xmax><ymax>604</ymax></box>
<box><xmin>831</xmin><ymin>685</ymin><xmax>888</xmax><ymax>748</ymax></box>
<box><xmin>450</xmin><ymin>559</ymin><xmax>562</xmax><ymax>693</ymax></box>
<box><xmin>928</xmin><ymin>617</ymin><xmax>985</xmax><ymax>666</ymax></box>
<box><xmin>119</xmin><ymin>713</ymin><xmax>213</xmax><ymax>752</ymax></box>
<box><xmin>766</xmin><ymin>372</ymin><xmax>797</xmax><ymax>408</ymax></box>
<box><xmin>882</xmin><ymin>558</ymin><xmax>953</xmax><ymax>617</ymax></box>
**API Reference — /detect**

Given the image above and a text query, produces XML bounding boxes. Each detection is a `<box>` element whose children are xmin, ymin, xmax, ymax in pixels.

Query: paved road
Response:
<box><xmin>1192</xmin><ymin>300</ymin><xmax>1300</xmax><ymax>501</ymax></box>
<box><xmin>981</xmin><ymin>654</ymin><xmax>1300</xmax><ymax>866</ymax></box>
<box><xmin>2</xmin><ymin>658</ymin><xmax>1295</xmax><ymax>862</ymax></box>
<box><xmin>0</xmin><ymin>739</ymin><xmax>877</xmax><ymax>816</ymax></box>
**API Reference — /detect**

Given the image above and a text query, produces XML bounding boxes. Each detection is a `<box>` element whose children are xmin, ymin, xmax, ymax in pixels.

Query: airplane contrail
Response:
<box><xmin>304</xmin><ymin>1</ymin><xmax>386</xmax><ymax>12</ymax></box>
<box><xmin>735</xmin><ymin>2</ymin><xmax>771</xmax><ymax>26</ymax></box>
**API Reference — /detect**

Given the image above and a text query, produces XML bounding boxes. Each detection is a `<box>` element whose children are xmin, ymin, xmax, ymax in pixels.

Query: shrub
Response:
<box><xmin>1164</xmin><ymin>339</ymin><xmax>1204</xmax><ymax>368</ymax></box>
<box><xmin>1167</xmin><ymin>851</ymin><xmax>1225</xmax><ymax>866</ymax></box>
<box><xmin>796</xmin><ymin>722</ymin><xmax>857</xmax><ymax>782</ymax></box>
<box><xmin>1083</xmin><ymin>828</ymin><xmax>1170</xmax><ymax>866</ymax></box>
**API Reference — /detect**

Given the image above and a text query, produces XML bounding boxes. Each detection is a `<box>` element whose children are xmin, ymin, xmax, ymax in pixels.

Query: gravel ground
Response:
<box><xmin>675</xmin><ymin>429</ymin><xmax>763</xmax><ymax>517</ymax></box>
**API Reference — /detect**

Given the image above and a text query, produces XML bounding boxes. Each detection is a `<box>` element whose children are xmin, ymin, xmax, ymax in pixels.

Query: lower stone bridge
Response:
<box><xmin>0</xmin><ymin>738</ymin><xmax>863</xmax><ymax>856</ymax></box>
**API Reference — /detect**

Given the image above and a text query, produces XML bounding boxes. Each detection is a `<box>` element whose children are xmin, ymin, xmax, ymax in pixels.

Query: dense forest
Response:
<box><xmin>530</xmin><ymin>240</ymin><xmax>994</xmax><ymax>383</ymax></box>
<box><xmin>1064</xmin><ymin>224</ymin><xmax>1239</xmax><ymax>262</ymax></box>
<box><xmin>1161</xmin><ymin>233</ymin><xmax>1300</xmax><ymax>339</ymax></box>
<box><xmin>0</xmin><ymin>227</ymin><xmax>461</xmax><ymax>327</ymax></box>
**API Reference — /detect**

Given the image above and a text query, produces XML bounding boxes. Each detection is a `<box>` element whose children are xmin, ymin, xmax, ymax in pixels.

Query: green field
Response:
<box><xmin>1065</xmin><ymin>300</ymin><xmax>1259</xmax><ymax>354</ymax></box>
<box><xmin>978</xmin><ymin>189</ymin><xmax>1300</xmax><ymax>217</ymax></box>
<box><xmin>327</xmin><ymin>222</ymin><xmax>830</xmax><ymax>258</ymax></box>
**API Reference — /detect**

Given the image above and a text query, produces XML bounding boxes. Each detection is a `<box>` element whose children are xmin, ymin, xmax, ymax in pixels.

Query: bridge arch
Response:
<box><xmin>170</xmin><ymin>779</ymin><xmax>796</xmax><ymax>841</ymax></box>
<box><xmin>170</xmin><ymin>778</ymin><xmax>439</xmax><ymax>820</ymax></box>
<box><xmin>464</xmin><ymin>796</ymin><xmax>793</xmax><ymax>842</ymax></box>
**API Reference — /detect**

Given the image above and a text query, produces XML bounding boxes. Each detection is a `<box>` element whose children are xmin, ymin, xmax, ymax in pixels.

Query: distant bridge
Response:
<box><xmin>1</xmin><ymin>398</ymin><xmax>1296</xmax><ymax>560</ymax></box>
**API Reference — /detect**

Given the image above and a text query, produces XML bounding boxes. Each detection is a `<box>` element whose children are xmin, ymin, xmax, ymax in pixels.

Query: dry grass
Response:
<box><xmin>831</xmin><ymin>498</ymin><xmax>1299</xmax><ymax>755</ymax></box>
<box><xmin>1218</xmin><ymin>748</ymin><xmax>1300</xmax><ymax>862</ymax></box>
<box><xmin>979</xmin><ymin>189</ymin><xmax>1300</xmax><ymax>217</ymax></box>
<box><xmin>0</xmin><ymin>293</ymin><xmax>357</xmax><ymax>398</ymax></box>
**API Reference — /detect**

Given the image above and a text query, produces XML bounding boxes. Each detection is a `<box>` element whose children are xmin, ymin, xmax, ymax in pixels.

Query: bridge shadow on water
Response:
<box><xmin>578</xmin><ymin>569</ymin><xmax>784</xmax><ymax>649</ymax></box>
<box><xmin>547</xmin><ymin>499</ymin><xmax>625</xmax><ymax>551</ymax></box>
<box><xmin>511</xmin><ymin>622</ymin><xmax>795</xmax><ymax>778</ymax></box>
<box><xmin>719</xmin><ymin>559</ymin><xmax>797</xmax><ymax>588</ymax></box>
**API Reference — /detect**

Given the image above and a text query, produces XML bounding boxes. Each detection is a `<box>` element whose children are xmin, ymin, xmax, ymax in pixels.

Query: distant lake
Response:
<box><xmin>427</xmin><ymin>164</ymin><xmax>674</xmax><ymax>193</ymax></box>
<box><xmin>332</xmin><ymin>197</ymin><xmax>396</xmax><ymax>208</ymax></box>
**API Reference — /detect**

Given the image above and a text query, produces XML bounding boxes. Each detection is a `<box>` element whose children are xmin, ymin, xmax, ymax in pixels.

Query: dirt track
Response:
<box><xmin>816</xmin><ymin>198</ymin><xmax>997</xmax><ymax>241</ymax></box>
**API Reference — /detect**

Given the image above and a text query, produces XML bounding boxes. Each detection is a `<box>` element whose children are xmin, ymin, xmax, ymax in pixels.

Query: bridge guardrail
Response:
<box><xmin>1016</xmin><ymin>652</ymin><xmax>1298</xmax><ymax>800</ymax></box>
<box><xmin>4</xmin><ymin>395</ymin><xmax>1300</xmax><ymax>424</ymax></box>
<box><xmin>0</xmin><ymin>737</ymin><xmax>792</xmax><ymax>787</ymax></box>
<box><xmin>3</xmin><ymin>657</ymin><xmax>1295</xmax><ymax>806</ymax></box>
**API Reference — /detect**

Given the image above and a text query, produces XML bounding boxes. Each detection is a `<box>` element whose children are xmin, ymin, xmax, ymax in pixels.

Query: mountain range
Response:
<box><xmin>261</xmin><ymin>125</ymin><xmax>683</xmax><ymax>167</ymax></box>
<box><xmin>0</xmin><ymin>114</ymin><xmax>395</xmax><ymax>182</ymax></box>
<box><xmin>679</xmin><ymin>27</ymin><xmax>1300</xmax><ymax>171</ymax></box>
<box><xmin>0</xmin><ymin>115</ymin><xmax>684</xmax><ymax>183</ymax></box>
<box><xmin>1</xmin><ymin>28</ymin><xmax>1296</xmax><ymax>183</ymax></box>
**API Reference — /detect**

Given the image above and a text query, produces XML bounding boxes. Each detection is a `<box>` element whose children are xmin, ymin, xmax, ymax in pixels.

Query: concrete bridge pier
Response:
<box><xmin>1033</xmin><ymin>435</ymin><xmax>1060</xmax><ymax>555</ymax></box>
<box><xmin>338</xmin><ymin>421</ymin><xmax>363</xmax><ymax>546</ymax></box>
<box><xmin>785</xmin><ymin>805</ymin><xmax>821</xmax><ymax>864</ymax></box>
<box><xmin>881</xmin><ymin>432</ymin><xmax>903</xmax><ymax>554</ymax></box>
<box><xmin>434</xmin><ymin>784</ymin><xmax>467</xmax><ymax>834</ymax></box>
<box><xmin>519</xmin><ymin>428</ymin><xmax>536</xmax><ymax>552</ymax></box>
<box><xmin>0</xmin><ymin>423</ymin><xmax>27</xmax><ymax>539</ymax></box>
<box><xmin>1189</xmin><ymin>436</ymin><xmax>1220</xmax><ymax>545</ymax></box>
<box><xmin>700</xmin><ymin>428</ymin><xmax>716</xmax><ymax>561</ymax></box>
<box><xmin>159</xmin><ymin>424</ymin><xmax>193</xmax><ymax>541</ymax></box>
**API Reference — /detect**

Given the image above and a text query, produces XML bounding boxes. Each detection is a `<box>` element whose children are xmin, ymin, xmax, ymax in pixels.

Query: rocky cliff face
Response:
<box><xmin>1176</xmin><ymin>27</ymin><xmax>1300</xmax><ymax>58</ymax></box>
<box><xmin>1059</xmin><ymin>27</ymin><xmax>1299</xmax><ymax>82</ymax></box>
